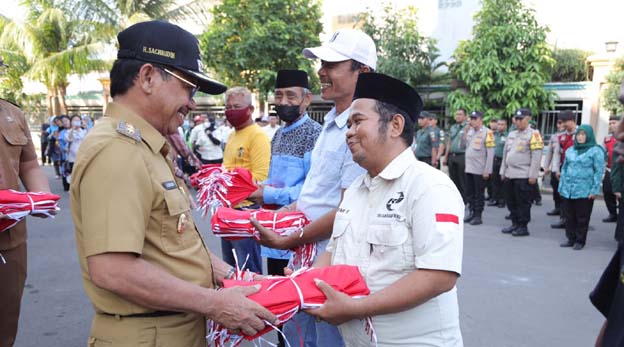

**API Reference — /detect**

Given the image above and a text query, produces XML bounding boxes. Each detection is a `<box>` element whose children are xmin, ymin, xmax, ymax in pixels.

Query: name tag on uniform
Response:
<box><xmin>162</xmin><ymin>181</ymin><xmax>178</xmax><ymax>190</ymax></box>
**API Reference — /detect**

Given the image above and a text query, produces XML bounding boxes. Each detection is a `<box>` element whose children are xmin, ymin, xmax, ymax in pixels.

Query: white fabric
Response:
<box><xmin>66</xmin><ymin>128</ymin><xmax>87</xmax><ymax>163</ymax></box>
<box><xmin>262</xmin><ymin>124</ymin><xmax>281</xmax><ymax>141</ymax></box>
<box><xmin>195</xmin><ymin>131</ymin><xmax>223</xmax><ymax>161</ymax></box>
<box><xmin>327</xmin><ymin>148</ymin><xmax>464</xmax><ymax>346</ymax></box>
<box><xmin>302</xmin><ymin>29</ymin><xmax>377</xmax><ymax>69</ymax></box>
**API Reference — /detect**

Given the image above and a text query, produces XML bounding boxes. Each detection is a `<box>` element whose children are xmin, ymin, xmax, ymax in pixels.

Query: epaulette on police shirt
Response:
<box><xmin>116</xmin><ymin>120</ymin><xmax>141</xmax><ymax>143</ymax></box>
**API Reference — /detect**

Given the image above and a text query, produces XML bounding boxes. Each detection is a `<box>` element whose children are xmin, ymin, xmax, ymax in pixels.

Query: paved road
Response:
<box><xmin>14</xmin><ymin>165</ymin><xmax>615</xmax><ymax>346</ymax></box>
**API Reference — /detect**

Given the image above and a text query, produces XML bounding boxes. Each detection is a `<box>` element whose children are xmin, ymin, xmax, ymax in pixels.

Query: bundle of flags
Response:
<box><xmin>0</xmin><ymin>190</ymin><xmax>60</xmax><ymax>232</ymax></box>
<box><xmin>207</xmin><ymin>265</ymin><xmax>371</xmax><ymax>347</ymax></box>
<box><xmin>190</xmin><ymin>166</ymin><xmax>257</xmax><ymax>217</ymax></box>
<box><xmin>211</xmin><ymin>207</ymin><xmax>316</xmax><ymax>269</ymax></box>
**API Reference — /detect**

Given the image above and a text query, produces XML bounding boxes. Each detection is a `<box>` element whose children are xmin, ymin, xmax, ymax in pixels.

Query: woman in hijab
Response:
<box><xmin>558</xmin><ymin>124</ymin><xmax>606</xmax><ymax>250</ymax></box>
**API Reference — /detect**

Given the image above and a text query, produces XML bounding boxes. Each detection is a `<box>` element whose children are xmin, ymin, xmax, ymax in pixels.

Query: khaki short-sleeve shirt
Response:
<box><xmin>70</xmin><ymin>102</ymin><xmax>213</xmax><ymax>315</ymax></box>
<box><xmin>0</xmin><ymin>100</ymin><xmax>38</xmax><ymax>250</ymax></box>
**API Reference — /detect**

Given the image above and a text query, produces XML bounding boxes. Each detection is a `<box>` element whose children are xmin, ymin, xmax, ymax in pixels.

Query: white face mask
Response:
<box><xmin>72</xmin><ymin>121</ymin><xmax>82</xmax><ymax>127</ymax></box>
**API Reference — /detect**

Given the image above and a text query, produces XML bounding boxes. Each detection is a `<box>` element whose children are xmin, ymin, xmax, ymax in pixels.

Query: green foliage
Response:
<box><xmin>551</xmin><ymin>48</ymin><xmax>591</xmax><ymax>82</ymax></box>
<box><xmin>199</xmin><ymin>0</ymin><xmax>323</xmax><ymax>100</ymax></box>
<box><xmin>448</xmin><ymin>0</ymin><xmax>555</xmax><ymax>120</ymax></box>
<box><xmin>602</xmin><ymin>56</ymin><xmax>624</xmax><ymax>116</ymax></box>
<box><xmin>360</xmin><ymin>4</ymin><xmax>445</xmax><ymax>87</ymax></box>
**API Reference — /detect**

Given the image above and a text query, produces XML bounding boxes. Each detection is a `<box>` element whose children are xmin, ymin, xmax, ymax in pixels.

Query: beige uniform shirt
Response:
<box><xmin>465</xmin><ymin>125</ymin><xmax>495</xmax><ymax>175</ymax></box>
<box><xmin>327</xmin><ymin>149</ymin><xmax>463</xmax><ymax>346</ymax></box>
<box><xmin>542</xmin><ymin>132</ymin><xmax>560</xmax><ymax>172</ymax></box>
<box><xmin>0</xmin><ymin>100</ymin><xmax>38</xmax><ymax>250</ymax></box>
<box><xmin>70</xmin><ymin>102</ymin><xmax>214</xmax><ymax>315</ymax></box>
<box><xmin>500</xmin><ymin>128</ymin><xmax>544</xmax><ymax>179</ymax></box>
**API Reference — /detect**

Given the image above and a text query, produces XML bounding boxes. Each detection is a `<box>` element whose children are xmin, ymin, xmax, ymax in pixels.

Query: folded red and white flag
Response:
<box><xmin>211</xmin><ymin>207</ymin><xmax>316</xmax><ymax>269</ymax></box>
<box><xmin>190</xmin><ymin>166</ymin><xmax>257</xmax><ymax>216</ymax></box>
<box><xmin>0</xmin><ymin>190</ymin><xmax>60</xmax><ymax>232</ymax></box>
<box><xmin>207</xmin><ymin>265</ymin><xmax>371</xmax><ymax>347</ymax></box>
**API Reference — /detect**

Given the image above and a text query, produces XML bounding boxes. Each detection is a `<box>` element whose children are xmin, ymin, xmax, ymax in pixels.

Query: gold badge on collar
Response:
<box><xmin>177</xmin><ymin>213</ymin><xmax>188</xmax><ymax>233</ymax></box>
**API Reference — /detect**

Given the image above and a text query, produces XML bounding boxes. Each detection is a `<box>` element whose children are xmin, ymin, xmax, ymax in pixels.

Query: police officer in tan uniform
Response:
<box><xmin>463</xmin><ymin>111</ymin><xmax>495</xmax><ymax>225</ymax></box>
<box><xmin>0</xmin><ymin>56</ymin><xmax>51</xmax><ymax>347</ymax></box>
<box><xmin>500</xmin><ymin>108</ymin><xmax>543</xmax><ymax>236</ymax></box>
<box><xmin>70</xmin><ymin>21</ymin><xmax>275</xmax><ymax>347</ymax></box>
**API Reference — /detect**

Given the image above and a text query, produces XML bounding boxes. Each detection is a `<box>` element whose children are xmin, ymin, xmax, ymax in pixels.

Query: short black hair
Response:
<box><xmin>374</xmin><ymin>100</ymin><xmax>414</xmax><ymax>146</ymax></box>
<box><xmin>456</xmin><ymin>108</ymin><xmax>467</xmax><ymax>115</ymax></box>
<box><xmin>109</xmin><ymin>59</ymin><xmax>169</xmax><ymax>98</ymax></box>
<box><xmin>350</xmin><ymin>60</ymin><xmax>375</xmax><ymax>73</ymax></box>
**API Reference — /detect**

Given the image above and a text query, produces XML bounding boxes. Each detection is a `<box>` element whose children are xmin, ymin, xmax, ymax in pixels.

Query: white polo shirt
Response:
<box><xmin>327</xmin><ymin>148</ymin><xmax>464</xmax><ymax>347</ymax></box>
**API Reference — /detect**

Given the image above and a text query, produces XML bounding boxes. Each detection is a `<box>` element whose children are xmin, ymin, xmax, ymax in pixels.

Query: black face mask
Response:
<box><xmin>275</xmin><ymin>104</ymin><xmax>302</xmax><ymax>123</ymax></box>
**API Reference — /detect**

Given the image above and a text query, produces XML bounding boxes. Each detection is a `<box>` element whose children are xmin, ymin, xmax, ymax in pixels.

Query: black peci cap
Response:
<box><xmin>352</xmin><ymin>73</ymin><xmax>423</xmax><ymax>121</ymax></box>
<box><xmin>116</xmin><ymin>20</ymin><xmax>226</xmax><ymax>95</ymax></box>
<box><xmin>609</xmin><ymin>115</ymin><xmax>621</xmax><ymax>121</ymax></box>
<box><xmin>275</xmin><ymin>70</ymin><xmax>309</xmax><ymax>89</ymax></box>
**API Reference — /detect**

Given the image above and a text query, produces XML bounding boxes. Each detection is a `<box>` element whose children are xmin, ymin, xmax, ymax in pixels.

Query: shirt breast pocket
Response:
<box><xmin>161</xmin><ymin>188</ymin><xmax>195</xmax><ymax>252</ymax></box>
<box><xmin>2</xmin><ymin>124</ymin><xmax>28</xmax><ymax>146</ymax></box>
<box><xmin>330</xmin><ymin>216</ymin><xmax>350</xmax><ymax>262</ymax></box>
<box><xmin>366</xmin><ymin>223</ymin><xmax>414</xmax><ymax>271</ymax></box>
<box><xmin>316</xmin><ymin>150</ymin><xmax>343</xmax><ymax>187</ymax></box>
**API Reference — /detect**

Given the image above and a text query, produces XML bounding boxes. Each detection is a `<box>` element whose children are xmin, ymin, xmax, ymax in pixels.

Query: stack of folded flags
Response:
<box><xmin>0</xmin><ymin>190</ymin><xmax>60</xmax><ymax>232</ymax></box>
<box><xmin>211</xmin><ymin>207</ymin><xmax>316</xmax><ymax>269</ymax></box>
<box><xmin>207</xmin><ymin>265</ymin><xmax>371</xmax><ymax>347</ymax></box>
<box><xmin>190</xmin><ymin>165</ymin><xmax>257</xmax><ymax>216</ymax></box>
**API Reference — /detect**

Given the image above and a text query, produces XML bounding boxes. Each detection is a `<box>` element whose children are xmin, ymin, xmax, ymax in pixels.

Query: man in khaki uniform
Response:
<box><xmin>500</xmin><ymin>108</ymin><xmax>543</xmax><ymax>236</ymax></box>
<box><xmin>0</xmin><ymin>57</ymin><xmax>51</xmax><ymax>347</ymax></box>
<box><xmin>70</xmin><ymin>21</ymin><xmax>275</xmax><ymax>347</ymax></box>
<box><xmin>463</xmin><ymin>111</ymin><xmax>495</xmax><ymax>225</ymax></box>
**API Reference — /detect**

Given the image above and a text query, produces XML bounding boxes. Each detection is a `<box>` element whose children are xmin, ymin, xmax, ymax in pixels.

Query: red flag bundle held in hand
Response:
<box><xmin>211</xmin><ymin>207</ymin><xmax>316</xmax><ymax>269</ymax></box>
<box><xmin>207</xmin><ymin>265</ymin><xmax>371</xmax><ymax>347</ymax></box>
<box><xmin>190</xmin><ymin>166</ymin><xmax>257</xmax><ymax>216</ymax></box>
<box><xmin>0</xmin><ymin>190</ymin><xmax>60</xmax><ymax>232</ymax></box>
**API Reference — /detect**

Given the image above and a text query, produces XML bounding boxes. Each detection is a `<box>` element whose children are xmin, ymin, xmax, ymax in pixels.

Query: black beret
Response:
<box><xmin>352</xmin><ymin>73</ymin><xmax>423</xmax><ymax>121</ymax></box>
<box><xmin>609</xmin><ymin>115</ymin><xmax>621</xmax><ymax>121</ymax></box>
<box><xmin>557</xmin><ymin>110</ymin><xmax>575</xmax><ymax>121</ymax></box>
<box><xmin>514</xmin><ymin>108</ymin><xmax>531</xmax><ymax>118</ymax></box>
<box><xmin>470</xmin><ymin>111</ymin><xmax>483</xmax><ymax>118</ymax></box>
<box><xmin>275</xmin><ymin>70</ymin><xmax>309</xmax><ymax>89</ymax></box>
<box><xmin>117</xmin><ymin>20</ymin><xmax>226</xmax><ymax>95</ymax></box>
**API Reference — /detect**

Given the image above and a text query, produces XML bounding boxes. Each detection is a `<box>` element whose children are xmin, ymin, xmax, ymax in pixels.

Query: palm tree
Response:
<box><xmin>1</xmin><ymin>0</ymin><xmax>108</xmax><ymax>115</ymax></box>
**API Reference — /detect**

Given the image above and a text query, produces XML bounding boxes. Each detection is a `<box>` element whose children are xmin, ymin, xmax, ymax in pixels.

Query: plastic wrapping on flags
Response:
<box><xmin>207</xmin><ymin>265</ymin><xmax>371</xmax><ymax>347</ymax></box>
<box><xmin>0</xmin><ymin>190</ymin><xmax>60</xmax><ymax>233</ymax></box>
<box><xmin>211</xmin><ymin>207</ymin><xmax>316</xmax><ymax>269</ymax></box>
<box><xmin>190</xmin><ymin>166</ymin><xmax>257</xmax><ymax>216</ymax></box>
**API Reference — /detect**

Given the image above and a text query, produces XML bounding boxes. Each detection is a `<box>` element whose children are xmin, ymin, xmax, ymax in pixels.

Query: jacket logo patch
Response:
<box><xmin>386</xmin><ymin>192</ymin><xmax>405</xmax><ymax>211</ymax></box>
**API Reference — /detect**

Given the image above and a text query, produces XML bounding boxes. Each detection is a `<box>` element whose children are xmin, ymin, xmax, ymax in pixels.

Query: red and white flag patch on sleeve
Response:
<box><xmin>435</xmin><ymin>213</ymin><xmax>459</xmax><ymax>224</ymax></box>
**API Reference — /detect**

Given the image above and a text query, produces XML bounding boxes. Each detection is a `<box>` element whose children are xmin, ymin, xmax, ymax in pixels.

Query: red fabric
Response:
<box><xmin>435</xmin><ymin>213</ymin><xmax>459</xmax><ymax>224</ymax></box>
<box><xmin>211</xmin><ymin>207</ymin><xmax>315</xmax><ymax>269</ymax></box>
<box><xmin>208</xmin><ymin>265</ymin><xmax>370</xmax><ymax>345</ymax></box>
<box><xmin>605</xmin><ymin>135</ymin><xmax>617</xmax><ymax>168</ymax></box>
<box><xmin>190</xmin><ymin>166</ymin><xmax>257</xmax><ymax>215</ymax></box>
<box><xmin>558</xmin><ymin>132</ymin><xmax>575</xmax><ymax>166</ymax></box>
<box><xmin>0</xmin><ymin>190</ymin><xmax>60</xmax><ymax>232</ymax></box>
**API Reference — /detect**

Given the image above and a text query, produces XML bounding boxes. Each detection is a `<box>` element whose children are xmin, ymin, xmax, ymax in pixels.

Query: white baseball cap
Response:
<box><xmin>302</xmin><ymin>29</ymin><xmax>377</xmax><ymax>70</ymax></box>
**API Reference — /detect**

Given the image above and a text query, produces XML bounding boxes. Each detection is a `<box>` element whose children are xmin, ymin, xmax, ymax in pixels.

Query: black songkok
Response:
<box><xmin>352</xmin><ymin>73</ymin><xmax>423</xmax><ymax>121</ymax></box>
<box><xmin>275</xmin><ymin>70</ymin><xmax>309</xmax><ymax>89</ymax></box>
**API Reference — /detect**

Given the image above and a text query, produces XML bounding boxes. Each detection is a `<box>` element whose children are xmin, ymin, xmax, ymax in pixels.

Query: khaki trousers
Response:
<box><xmin>0</xmin><ymin>242</ymin><xmax>27</xmax><ymax>347</ymax></box>
<box><xmin>88</xmin><ymin>312</ymin><xmax>206</xmax><ymax>347</ymax></box>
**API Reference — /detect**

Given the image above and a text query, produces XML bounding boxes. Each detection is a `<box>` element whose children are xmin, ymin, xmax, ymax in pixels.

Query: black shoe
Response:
<box><xmin>551</xmin><ymin>221</ymin><xmax>566</xmax><ymax>229</ymax></box>
<box><xmin>534</xmin><ymin>200</ymin><xmax>542</xmax><ymax>206</ymax></box>
<box><xmin>487</xmin><ymin>200</ymin><xmax>498</xmax><ymax>206</ymax></box>
<box><xmin>512</xmin><ymin>226</ymin><xmax>530</xmax><ymax>236</ymax></box>
<box><xmin>572</xmin><ymin>243</ymin><xmax>584</xmax><ymax>250</ymax></box>
<box><xmin>497</xmin><ymin>202</ymin><xmax>506</xmax><ymax>208</ymax></box>
<box><xmin>463</xmin><ymin>212</ymin><xmax>473</xmax><ymax>223</ymax></box>
<box><xmin>501</xmin><ymin>225</ymin><xmax>518</xmax><ymax>234</ymax></box>
<box><xmin>546</xmin><ymin>209</ymin><xmax>561</xmax><ymax>216</ymax></box>
<box><xmin>505</xmin><ymin>214</ymin><xmax>511</xmax><ymax>220</ymax></box>
<box><xmin>602</xmin><ymin>215</ymin><xmax>617</xmax><ymax>223</ymax></box>
<box><xmin>560</xmin><ymin>241</ymin><xmax>574</xmax><ymax>247</ymax></box>
<box><xmin>469</xmin><ymin>216</ymin><xmax>483</xmax><ymax>225</ymax></box>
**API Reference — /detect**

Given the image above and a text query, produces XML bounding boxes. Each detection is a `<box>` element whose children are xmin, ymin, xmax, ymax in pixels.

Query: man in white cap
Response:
<box><xmin>254</xmin><ymin>29</ymin><xmax>377</xmax><ymax>347</ymax></box>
